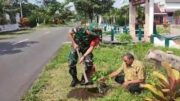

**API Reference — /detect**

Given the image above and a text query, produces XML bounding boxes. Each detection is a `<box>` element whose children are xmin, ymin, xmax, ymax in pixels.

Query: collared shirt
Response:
<box><xmin>116</xmin><ymin>60</ymin><xmax>145</xmax><ymax>82</ymax></box>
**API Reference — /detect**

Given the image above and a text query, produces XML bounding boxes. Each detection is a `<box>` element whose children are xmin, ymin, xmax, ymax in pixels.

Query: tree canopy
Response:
<box><xmin>68</xmin><ymin>0</ymin><xmax>115</xmax><ymax>22</ymax></box>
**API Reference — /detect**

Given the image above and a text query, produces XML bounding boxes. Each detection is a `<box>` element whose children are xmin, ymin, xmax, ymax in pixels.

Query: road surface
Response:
<box><xmin>0</xmin><ymin>27</ymin><xmax>69</xmax><ymax>101</ymax></box>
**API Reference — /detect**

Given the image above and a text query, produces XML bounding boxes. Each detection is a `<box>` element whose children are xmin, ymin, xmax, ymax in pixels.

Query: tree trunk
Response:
<box><xmin>97</xmin><ymin>15</ymin><xmax>99</xmax><ymax>24</ymax></box>
<box><xmin>89</xmin><ymin>13</ymin><xmax>93</xmax><ymax>23</ymax></box>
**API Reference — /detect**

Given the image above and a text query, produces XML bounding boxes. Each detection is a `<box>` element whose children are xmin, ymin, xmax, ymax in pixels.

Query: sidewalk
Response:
<box><xmin>102</xmin><ymin>35</ymin><xmax>118</xmax><ymax>42</ymax></box>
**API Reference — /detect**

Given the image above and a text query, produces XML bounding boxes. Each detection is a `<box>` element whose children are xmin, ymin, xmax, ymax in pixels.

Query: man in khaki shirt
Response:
<box><xmin>101</xmin><ymin>53</ymin><xmax>145</xmax><ymax>93</ymax></box>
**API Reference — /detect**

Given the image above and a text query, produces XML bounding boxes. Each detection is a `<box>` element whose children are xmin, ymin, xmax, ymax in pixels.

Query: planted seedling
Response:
<box><xmin>91</xmin><ymin>71</ymin><xmax>111</xmax><ymax>94</ymax></box>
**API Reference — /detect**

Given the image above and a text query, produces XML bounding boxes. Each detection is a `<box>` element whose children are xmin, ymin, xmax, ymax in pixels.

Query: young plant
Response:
<box><xmin>141</xmin><ymin>62</ymin><xmax>180</xmax><ymax>101</ymax></box>
<box><xmin>91</xmin><ymin>71</ymin><xmax>109</xmax><ymax>83</ymax></box>
<box><xmin>91</xmin><ymin>71</ymin><xmax>110</xmax><ymax>94</ymax></box>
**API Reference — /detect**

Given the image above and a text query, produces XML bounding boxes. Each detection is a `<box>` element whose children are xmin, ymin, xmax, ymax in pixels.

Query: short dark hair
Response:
<box><xmin>123</xmin><ymin>53</ymin><xmax>134</xmax><ymax>60</ymax></box>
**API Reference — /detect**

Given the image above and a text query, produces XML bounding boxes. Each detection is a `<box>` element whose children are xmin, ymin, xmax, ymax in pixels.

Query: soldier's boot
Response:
<box><xmin>69</xmin><ymin>67</ymin><xmax>79</xmax><ymax>87</ymax></box>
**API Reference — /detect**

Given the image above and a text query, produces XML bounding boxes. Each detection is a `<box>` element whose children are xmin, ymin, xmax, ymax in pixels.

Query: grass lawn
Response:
<box><xmin>22</xmin><ymin>43</ymin><xmax>180</xmax><ymax>101</ymax></box>
<box><xmin>0</xmin><ymin>29</ymin><xmax>34</xmax><ymax>40</ymax></box>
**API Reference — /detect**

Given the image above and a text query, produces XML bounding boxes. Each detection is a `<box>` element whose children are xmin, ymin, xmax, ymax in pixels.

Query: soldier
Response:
<box><xmin>68</xmin><ymin>21</ymin><xmax>101</xmax><ymax>87</ymax></box>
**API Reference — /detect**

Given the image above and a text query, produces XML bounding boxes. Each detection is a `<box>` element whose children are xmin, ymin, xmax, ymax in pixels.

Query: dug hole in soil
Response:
<box><xmin>67</xmin><ymin>86</ymin><xmax>109</xmax><ymax>100</ymax></box>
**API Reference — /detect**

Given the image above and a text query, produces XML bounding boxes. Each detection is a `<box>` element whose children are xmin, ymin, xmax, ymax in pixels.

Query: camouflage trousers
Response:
<box><xmin>68</xmin><ymin>48</ymin><xmax>94</xmax><ymax>81</ymax></box>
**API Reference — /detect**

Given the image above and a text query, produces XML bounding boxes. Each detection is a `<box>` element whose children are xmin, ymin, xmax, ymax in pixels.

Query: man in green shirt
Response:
<box><xmin>101</xmin><ymin>53</ymin><xmax>145</xmax><ymax>93</ymax></box>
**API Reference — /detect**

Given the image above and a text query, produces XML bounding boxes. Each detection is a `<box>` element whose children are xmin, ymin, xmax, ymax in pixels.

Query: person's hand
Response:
<box><xmin>73</xmin><ymin>43</ymin><xmax>78</xmax><ymax>49</ymax></box>
<box><xmin>86</xmin><ymin>30</ymin><xmax>90</xmax><ymax>34</ymax></box>
<box><xmin>122</xmin><ymin>82</ymin><xmax>129</xmax><ymax>88</ymax></box>
<box><xmin>79</xmin><ymin>56</ymin><xmax>85</xmax><ymax>64</ymax></box>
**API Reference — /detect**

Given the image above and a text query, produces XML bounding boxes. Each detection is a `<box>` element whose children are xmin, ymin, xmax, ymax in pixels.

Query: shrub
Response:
<box><xmin>157</xmin><ymin>25</ymin><xmax>170</xmax><ymax>34</ymax></box>
<box><xmin>116</xmin><ymin>33</ymin><xmax>132</xmax><ymax>42</ymax></box>
<box><xmin>141</xmin><ymin>62</ymin><xmax>180</xmax><ymax>101</ymax></box>
<box><xmin>163</xmin><ymin>22</ymin><xmax>170</xmax><ymax>28</ymax></box>
<box><xmin>0</xmin><ymin>15</ymin><xmax>8</xmax><ymax>25</ymax></box>
<box><xmin>19</xmin><ymin>17</ymin><xmax>30</xmax><ymax>27</ymax></box>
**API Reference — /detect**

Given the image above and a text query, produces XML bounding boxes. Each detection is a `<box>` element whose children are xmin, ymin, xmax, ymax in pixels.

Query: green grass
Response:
<box><xmin>0</xmin><ymin>29</ymin><xmax>34</xmax><ymax>40</ymax></box>
<box><xmin>22</xmin><ymin>43</ymin><xmax>180</xmax><ymax>101</ymax></box>
<box><xmin>0</xmin><ymin>29</ymin><xmax>33</xmax><ymax>35</ymax></box>
<box><xmin>157</xmin><ymin>25</ymin><xmax>170</xmax><ymax>34</ymax></box>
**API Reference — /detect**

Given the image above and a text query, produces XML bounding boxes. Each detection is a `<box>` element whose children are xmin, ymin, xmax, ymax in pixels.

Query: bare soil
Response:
<box><xmin>67</xmin><ymin>87</ymin><xmax>106</xmax><ymax>100</ymax></box>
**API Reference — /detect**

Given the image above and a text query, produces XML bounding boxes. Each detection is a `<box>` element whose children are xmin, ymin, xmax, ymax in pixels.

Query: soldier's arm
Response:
<box><xmin>79</xmin><ymin>46</ymin><xmax>95</xmax><ymax>64</ymax></box>
<box><xmin>83</xmin><ymin>46</ymin><xmax>94</xmax><ymax>58</ymax></box>
<box><xmin>99</xmin><ymin>63</ymin><xmax>123</xmax><ymax>81</ymax></box>
<box><xmin>79</xmin><ymin>38</ymin><xmax>99</xmax><ymax>64</ymax></box>
<box><xmin>109</xmin><ymin>63</ymin><xmax>123</xmax><ymax>78</ymax></box>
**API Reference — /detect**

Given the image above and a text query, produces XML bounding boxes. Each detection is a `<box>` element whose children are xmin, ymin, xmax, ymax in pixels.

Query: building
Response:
<box><xmin>155</xmin><ymin>0</ymin><xmax>180</xmax><ymax>24</ymax></box>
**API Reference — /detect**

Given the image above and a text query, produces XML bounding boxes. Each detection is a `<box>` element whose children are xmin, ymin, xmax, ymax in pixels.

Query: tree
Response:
<box><xmin>21</xmin><ymin>3</ymin><xmax>39</xmax><ymax>17</ymax></box>
<box><xmin>43</xmin><ymin>0</ymin><xmax>57</xmax><ymax>6</ymax></box>
<box><xmin>0</xmin><ymin>0</ymin><xmax>4</xmax><ymax>16</ymax></box>
<box><xmin>105</xmin><ymin>5</ymin><xmax>129</xmax><ymax>26</ymax></box>
<box><xmin>27</xmin><ymin>0</ymin><xmax>74</xmax><ymax>26</ymax></box>
<box><xmin>3</xmin><ymin>2</ymin><xmax>19</xmax><ymax>24</ymax></box>
<box><xmin>0</xmin><ymin>0</ymin><xmax>7</xmax><ymax>25</ymax></box>
<box><xmin>69</xmin><ymin>0</ymin><xmax>115</xmax><ymax>22</ymax></box>
<box><xmin>4</xmin><ymin>0</ymin><xmax>28</xmax><ymax>6</ymax></box>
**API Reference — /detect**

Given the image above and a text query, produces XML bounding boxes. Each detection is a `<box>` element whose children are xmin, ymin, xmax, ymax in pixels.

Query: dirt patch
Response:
<box><xmin>67</xmin><ymin>87</ymin><xmax>107</xmax><ymax>100</ymax></box>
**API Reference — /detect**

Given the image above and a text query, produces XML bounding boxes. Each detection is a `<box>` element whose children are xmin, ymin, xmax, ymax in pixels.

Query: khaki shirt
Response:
<box><xmin>116</xmin><ymin>60</ymin><xmax>145</xmax><ymax>82</ymax></box>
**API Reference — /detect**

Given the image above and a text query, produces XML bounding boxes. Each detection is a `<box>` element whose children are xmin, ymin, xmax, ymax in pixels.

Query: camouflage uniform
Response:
<box><xmin>68</xmin><ymin>25</ymin><xmax>101</xmax><ymax>86</ymax></box>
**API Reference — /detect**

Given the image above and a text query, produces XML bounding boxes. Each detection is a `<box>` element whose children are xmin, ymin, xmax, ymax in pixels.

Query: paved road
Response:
<box><xmin>0</xmin><ymin>27</ymin><xmax>69</xmax><ymax>101</ymax></box>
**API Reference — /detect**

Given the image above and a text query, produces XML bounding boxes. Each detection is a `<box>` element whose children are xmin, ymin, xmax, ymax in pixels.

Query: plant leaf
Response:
<box><xmin>153</xmin><ymin>71</ymin><xmax>169</xmax><ymax>88</ymax></box>
<box><xmin>144</xmin><ymin>97</ymin><xmax>155</xmax><ymax>101</ymax></box>
<box><xmin>141</xmin><ymin>84</ymin><xmax>166</xmax><ymax>100</ymax></box>
<box><xmin>172</xmin><ymin>69</ymin><xmax>180</xmax><ymax>81</ymax></box>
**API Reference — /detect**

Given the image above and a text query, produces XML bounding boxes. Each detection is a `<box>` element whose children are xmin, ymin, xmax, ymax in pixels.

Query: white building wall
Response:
<box><xmin>0</xmin><ymin>24</ymin><xmax>19</xmax><ymax>32</ymax></box>
<box><xmin>0</xmin><ymin>13</ymin><xmax>20</xmax><ymax>32</ymax></box>
<box><xmin>165</xmin><ymin>3</ymin><xmax>180</xmax><ymax>12</ymax></box>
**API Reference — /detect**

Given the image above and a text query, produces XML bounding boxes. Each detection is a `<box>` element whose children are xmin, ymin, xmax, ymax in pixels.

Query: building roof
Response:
<box><xmin>154</xmin><ymin>4</ymin><xmax>167</xmax><ymax>15</ymax></box>
<box><xmin>154</xmin><ymin>4</ymin><xmax>162</xmax><ymax>13</ymax></box>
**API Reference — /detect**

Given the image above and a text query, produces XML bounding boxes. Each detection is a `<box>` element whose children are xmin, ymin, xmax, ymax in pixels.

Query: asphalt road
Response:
<box><xmin>0</xmin><ymin>27</ymin><xmax>69</xmax><ymax>101</ymax></box>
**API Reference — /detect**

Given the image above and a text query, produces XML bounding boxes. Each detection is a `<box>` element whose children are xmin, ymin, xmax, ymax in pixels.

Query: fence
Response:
<box><xmin>0</xmin><ymin>24</ymin><xmax>19</xmax><ymax>32</ymax></box>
